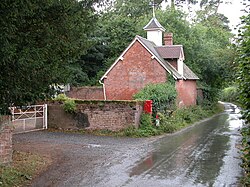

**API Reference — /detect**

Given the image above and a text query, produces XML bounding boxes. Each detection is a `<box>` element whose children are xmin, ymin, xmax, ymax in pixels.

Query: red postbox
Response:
<box><xmin>144</xmin><ymin>100</ymin><xmax>153</xmax><ymax>114</ymax></box>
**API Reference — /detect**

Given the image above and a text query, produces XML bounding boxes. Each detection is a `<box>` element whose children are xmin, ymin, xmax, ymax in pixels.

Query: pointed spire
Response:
<box><xmin>143</xmin><ymin>17</ymin><xmax>165</xmax><ymax>32</ymax></box>
<box><xmin>143</xmin><ymin>17</ymin><xmax>165</xmax><ymax>46</ymax></box>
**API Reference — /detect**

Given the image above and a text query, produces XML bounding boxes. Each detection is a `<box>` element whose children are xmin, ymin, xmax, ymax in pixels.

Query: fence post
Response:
<box><xmin>44</xmin><ymin>104</ymin><xmax>48</xmax><ymax>129</ymax></box>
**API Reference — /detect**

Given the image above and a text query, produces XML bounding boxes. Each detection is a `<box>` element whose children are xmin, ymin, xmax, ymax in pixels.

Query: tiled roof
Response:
<box><xmin>156</xmin><ymin>45</ymin><xmax>184</xmax><ymax>59</ymax></box>
<box><xmin>143</xmin><ymin>17</ymin><xmax>165</xmax><ymax>31</ymax></box>
<box><xmin>183</xmin><ymin>63</ymin><xmax>199</xmax><ymax>80</ymax></box>
<box><xmin>137</xmin><ymin>36</ymin><xmax>182</xmax><ymax>79</ymax></box>
<box><xmin>137</xmin><ymin>36</ymin><xmax>199</xmax><ymax>80</ymax></box>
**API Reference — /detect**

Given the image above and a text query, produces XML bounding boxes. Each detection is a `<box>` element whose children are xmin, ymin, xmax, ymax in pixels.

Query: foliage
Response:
<box><xmin>0</xmin><ymin>0</ymin><xmax>97</xmax><ymax>114</ymax></box>
<box><xmin>122</xmin><ymin>113</ymin><xmax>159</xmax><ymax>137</ymax></box>
<box><xmin>95</xmin><ymin>5</ymin><xmax>235</xmax><ymax>100</ymax></box>
<box><xmin>71</xmin><ymin>29</ymin><xmax>109</xmax><ymax>86</ymax></box>
<box><xmin>54</xmin><ymin>94</ymin><xmax>76</xmax><ymax>113</ymax></box>
<box><xmin>156</xmin><ymin>8</ymin><xmax>235</xmax><ymax>99</ymax></box>
<box><xmin>140</xmin><ymin>112</ymin><xmax>153</xmax><ymax>128</ymax></box>
<box><xmin>133</xmin><ymin>83</ymin><xmax>177</xmax><ymax>114</ymax></box>
<box><xmin>53</xmin><ymin>94</ymin><xmax>68</xmax><ymax>102</ymax></box>
<box><xmin>240</xmin><ymin>127</ymin><xmax>250</xmax><ymax>186</ymax></box>
<box><xmin>157</xmin><ymin>112</ymin><xmax>178</xmax><ymax>133</ymax></box>
<box><xmin>98</xmin><ymin>13</ymin><xmax>138</xmax><ymax>67</ymax></box>
<box><xmin>220</xmin><ymin>86</ymin><xmax>239</xmax><ymax>102</ymax></box>
<box><xmin>237</xmin><ymin>14</ymin><xmax>250</xmax><ymax>123</ymax></box>
<box><xmin>121</xmin><ymin>104</ymin><xmax>221</xmax><ymax>137</ymax></box>
<box><xmin>63</xmin><ymin>99</ymin><xmax>76</xmax><ymax>114</ymax></box>
<box><xmin>236</xmin><ymin>12</ymin><xmax>250</xmax><ymax>186</ymax></box>
<box><xmin>110</xmin><ymin>0</ymin><xmax>153</xmax><ymax>19</ymax></box>
<box><xmin>0</xmin><ymin>0</ymin><xmax>235</xmax><ymax>112</ymax></box>
<box><xmin>48</xmin><ymin>103</ymin><xmax>223</xmax><ymax>138</ymax></box>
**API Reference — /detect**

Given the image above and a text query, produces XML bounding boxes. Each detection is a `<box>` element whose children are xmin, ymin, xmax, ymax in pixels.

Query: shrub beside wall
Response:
<box><xmin>133</xmin><ymin>83</ymin><xmax>176</xmax><ymax>115</ymax></box>
<box><xmin>48</xmin><ymin>100</ymin><xmax>144</xmax><ymax>131</ymax></box>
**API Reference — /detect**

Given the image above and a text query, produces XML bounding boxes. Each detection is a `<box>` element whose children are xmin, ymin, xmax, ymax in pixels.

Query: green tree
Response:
<box><xmin>237</xmin><ymin>13</ymin><xmax>250</xmax><ymax>123</ymax></box>
<box><xmin>69</xmin><ymin>0</ymin><xmax>144</xmax><ymax>86</ymax></box>
<box><xmin>92</xmin><ymin>2</ymin><xmax>235</xmax><ymax>102</ymax></box>
<box><xmin>156</xmin><ymin>8</ymin><xmax>235</xmax><ymax>100</ymax></box>
<box><xmin>0</xmin><ymin>0</ymin><xmax>97</xmax><ymax>113</ymax></box>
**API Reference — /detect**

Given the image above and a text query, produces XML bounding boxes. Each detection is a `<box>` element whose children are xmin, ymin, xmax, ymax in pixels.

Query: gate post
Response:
<box><xmin>44</xmin><ymin>104</ymin><xmax>48</xmax><ymax>129</ymax></box>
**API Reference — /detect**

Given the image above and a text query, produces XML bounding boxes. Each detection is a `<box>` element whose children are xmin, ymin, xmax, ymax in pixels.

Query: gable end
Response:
<box><xmin>100</xmin><ymin>36</ymin><xmax>179</xmax><ymax>81</ymax></box>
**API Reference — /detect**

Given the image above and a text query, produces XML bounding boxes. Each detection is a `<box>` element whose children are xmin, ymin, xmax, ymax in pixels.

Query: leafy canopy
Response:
<box><xmin>237</xmin><ymin>13</ymin><xmax>250</xmax><ymax>123</ymax></box>
<box><xmin>0</xmin><ymin>0</ymin><xmax>97</xmax><ymax>113</ymax></box>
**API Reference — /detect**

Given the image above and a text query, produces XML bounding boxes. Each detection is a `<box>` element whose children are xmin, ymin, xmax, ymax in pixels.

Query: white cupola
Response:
<box><xmin>143</xmin><ymin>17</ymin><xmax>166</xmax><ymax>46</ymax></box>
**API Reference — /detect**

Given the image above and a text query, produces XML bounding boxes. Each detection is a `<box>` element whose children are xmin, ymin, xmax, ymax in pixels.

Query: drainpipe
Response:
<box><xmin>99</xmin><ymin>79</ymin><xmax>107</xmax><ymax>100</ymax></box>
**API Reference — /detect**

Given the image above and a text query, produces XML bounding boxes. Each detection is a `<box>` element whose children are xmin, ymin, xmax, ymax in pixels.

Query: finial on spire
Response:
<box><xmin>149</xmin><ymin>1</ymin><xmax>157</xmax><ymax>18</ymax></box>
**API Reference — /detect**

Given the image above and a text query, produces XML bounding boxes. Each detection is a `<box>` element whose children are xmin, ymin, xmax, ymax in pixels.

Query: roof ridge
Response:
<box><xmin>136</xmin><ymin>35</ymin><xmax>156</xmax><ymax>45</ymax></box>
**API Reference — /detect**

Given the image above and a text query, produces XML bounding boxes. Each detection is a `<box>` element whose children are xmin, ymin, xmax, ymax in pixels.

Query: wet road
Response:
<box><xmin>13</xmin><ymin>102</ymin><xmax>243</xmax><ymax>187</ymax></box>
<box><xmin>125</xmin><ymin>102</ymin><xmax>244</xmax><ymax>187</ymax></box>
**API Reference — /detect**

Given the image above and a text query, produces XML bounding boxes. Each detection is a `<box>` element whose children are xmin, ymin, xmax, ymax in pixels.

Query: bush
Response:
<box><xmin>63</xmin><ymin>99</ymin><xmax>76</xmax><ymax>113</ymax></box>
<box><xmin>157</xmin><ymin>113</ymin><xmax>178</xmax><ymax>133</ymax></box>
<box><xmin>122</xmin><ymin>104</ymin><xmax>221</xmax><ymax>137</ymax></box>
<box><xmin>137</xmin><ymin>113</ymin><xmax>159</xmax><ymax>137</ymax></box>
<box><xmin>53</xmin><ymin>94</ymin><xmax>68</xmax><ymax>102</ymax></box>
<box><xmin>53</xmin><ymin>94</ymin><xmax>77</xmax><ymax>113</ymax></box>
<box><xmin>140</xmin><ymin>112</ymin><xmax>152</xmax><ymax>128</ymax></box>
<box><xmin>133</xmin><ymin>83</ymin><xmax>176</xmax><ymax>114</ymax></box>
<box><xmin>241</xmin><ymin>126</ymin><xmax>250</xmax><ymax>186</ymax></box>
<box><xmin>220</xmin><ymin>86</ymin><xmax>239</xmax><ymax>102</ymax></box>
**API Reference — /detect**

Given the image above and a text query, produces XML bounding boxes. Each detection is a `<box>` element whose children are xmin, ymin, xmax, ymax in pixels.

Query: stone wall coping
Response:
<box><xmin>47</xmin><ymin>99</ymin><xmax>145</xmax><ymax>105</ymax></box>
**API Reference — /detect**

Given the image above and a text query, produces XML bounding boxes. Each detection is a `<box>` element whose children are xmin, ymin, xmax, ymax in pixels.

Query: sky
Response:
<box><xmin>218</xmin><ymin>0</ymin><xmax>245</xmax><ymax>30</ymax></box>
<box><xmin>161</xmin><ymin>0</ymin><xmax>246</xmax><ymax>32</ymax></box>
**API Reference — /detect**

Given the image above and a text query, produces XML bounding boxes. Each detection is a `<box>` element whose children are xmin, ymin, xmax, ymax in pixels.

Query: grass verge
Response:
<box><xmin>48</xmin><ymin>103</ymin><xmax>224</xmax><ymax>138</ymax></box>
<box><xmin>116</xmin><ymin>103</ymin><xmax>223</xmax><ymax>137</ymax></box>
<box><xmin>0</xmin><ymin>151</ymin><xmax>50</xmax><ymax>187</ymax></box>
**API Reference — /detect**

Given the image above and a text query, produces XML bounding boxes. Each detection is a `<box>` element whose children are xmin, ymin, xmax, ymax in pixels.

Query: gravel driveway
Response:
<box><xmin>13</xmin><ymin>131</ymin><xmax>155</xmax><ymax>187</ymax></box>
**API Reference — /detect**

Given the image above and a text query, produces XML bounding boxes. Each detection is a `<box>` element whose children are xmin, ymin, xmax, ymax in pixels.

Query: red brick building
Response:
<box><xmin>100</xmin><ymin>17</ymin><xmax>199</xmax><ymax>106</ymax></box>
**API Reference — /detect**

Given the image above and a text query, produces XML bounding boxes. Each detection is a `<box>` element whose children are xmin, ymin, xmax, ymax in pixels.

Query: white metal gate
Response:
<box><xmin>10</xmin><ymin>104</ymin><xmax>47</xmax><ymax>134</ymax></box>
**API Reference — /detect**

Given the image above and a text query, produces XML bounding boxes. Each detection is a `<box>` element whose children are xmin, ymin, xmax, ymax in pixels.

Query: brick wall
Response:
<box><xmin>176</xmin><ymin>80</ymin><xmax>197</xmax><ymax>107</ymax></box>
<box><xmin>48</xmin><ymin>101</ymin><xmax>144</xmax><ymax>131</ymax></box>
<box><xmin>66</xmin><ymin>86</ymin><xmax>104</xmax><ymax>100</ymax></box>
<box><xmin>104</xmin><ymin>40</ymin><xmax>167</xmax><ymax>100</ymax></box>
<box><xmin>0</xmin><ymin>116</ymin><xmax>12</xmax><ymax>165</ymax></box>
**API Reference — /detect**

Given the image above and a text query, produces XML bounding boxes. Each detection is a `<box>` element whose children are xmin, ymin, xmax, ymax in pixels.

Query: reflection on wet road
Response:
<box><xmin>126</xmin><ymin>103</ymin><xmax>243</xmax><ymax>187</ymax></box>
<box><xmin>13</xmin><ymin>103</ymin><xmax>244</xmax><ymax>187</ymax></box>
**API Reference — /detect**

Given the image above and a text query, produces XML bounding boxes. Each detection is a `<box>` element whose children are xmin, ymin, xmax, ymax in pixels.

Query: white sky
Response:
<box><xmin>161</xmin><ymin>0</ymin><xmax>245</xmax><ymax>32</ymax></box>
<box><xmin>218</xmin><ymin>0</ymin><xmax>245</xmax><ymax>29</ymax></box>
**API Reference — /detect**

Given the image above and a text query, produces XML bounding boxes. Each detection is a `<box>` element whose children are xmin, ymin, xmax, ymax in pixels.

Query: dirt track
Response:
<box><xmin>13</xmin><ymin>131</ymin><xmax>153</xmax><ymax>187</ymax></box>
